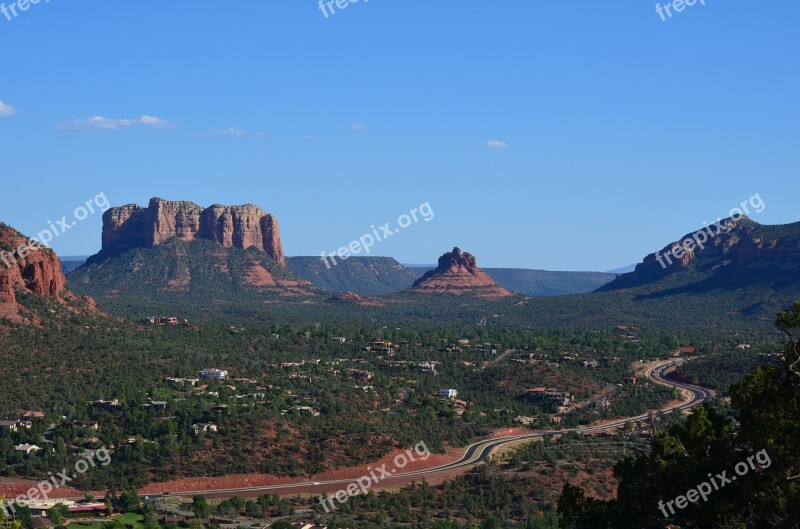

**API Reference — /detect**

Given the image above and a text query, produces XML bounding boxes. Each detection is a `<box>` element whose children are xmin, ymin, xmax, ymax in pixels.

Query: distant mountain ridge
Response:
<box><xmin>485</xmin><ymin>268</ymin><xmax>616</xmax><ymax>296</ymax></box>
<box><xmin>61</xmin><ymin>257</ymin><xmax>90</xmax><ymax>275</ymax></box>
<box><xmin>606</xmin><ymin>264</ymin><xmax>636</xmax><ymax>274</ymax></box>
<box><xmin>58</xmin><ymin>215</ymin><xmax>800</xmax><ymax>331</ymax></box>
<box><xmin>599</xmin><ymin>217</ymin><xmax>800</xmax><ymax>293</ymax></box>
<box><xmin>67</xmin><ymin>254</ymin><xmax>617</xmax><ymax>296</ymax></box>
<box><xmin>288</xmin><ymin>257</ymin><xmax>615</xmax><ymax>296</ymax></box>
<box><xmin>286</xmin><ymin>256</ymin><xmax>421</xmax><ymax>295</ymax></box>
<box><xmin>58</xmin><ymin>202</ymin><xmax>800</xmax><ymax>331</ymax></box>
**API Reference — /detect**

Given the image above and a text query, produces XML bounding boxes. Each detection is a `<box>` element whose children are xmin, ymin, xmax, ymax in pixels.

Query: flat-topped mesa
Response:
<box><xmin>412</xmin><ymin>247</ymin><xmax>513</xmax><ymax>298</ymax></box>
<box><xmin>99</xmin><ymin>197</ymin><xmax>285</xmax><ymax>265</ymax></box>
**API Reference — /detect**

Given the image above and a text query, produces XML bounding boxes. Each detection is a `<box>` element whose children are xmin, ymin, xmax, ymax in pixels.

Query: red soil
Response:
<box><xmin>0</xmin><ymin>478</ymin><xmax>86</xmax><ymax>499</ymax></box>
<box><xmin>137</xmin><ymin>445</ymin><xmax>466</xmax><ymax>495</ymax></box>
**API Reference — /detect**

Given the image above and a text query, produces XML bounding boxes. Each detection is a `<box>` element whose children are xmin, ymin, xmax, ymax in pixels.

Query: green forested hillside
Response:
<box><xmin>484</xmin><ymin>268</ymin><xmax>616</xmax><ymax>296</ymax></box>
<box><xmin>286</xmin><ymin>256</ymin><xmax>422</xmax><ymax>294</ymax></box>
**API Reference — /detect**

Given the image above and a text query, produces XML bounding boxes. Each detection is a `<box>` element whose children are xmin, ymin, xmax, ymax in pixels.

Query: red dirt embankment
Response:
<box><xmin>0</xmin><ymin>425</ymin><xmax>599</xmax><ymax>498</ymax></box>
<box><xmin>138</xmin><ymin>425</ymin><xmax>539</xmax><ymax>495</ymax></box>
<box><xmin>488</xmin><ymin>427</ymin><xmax>530</xmax><ymax>438</ymax></box>
<box><xmin>138</xmin><ymin>444</ymin><xmax>466</xmax><ymax>495</ymax></box>
<box><xmin>0</xmin><ymin>478</ymin><xmax>85</xmax><ymax>499</ymax></box>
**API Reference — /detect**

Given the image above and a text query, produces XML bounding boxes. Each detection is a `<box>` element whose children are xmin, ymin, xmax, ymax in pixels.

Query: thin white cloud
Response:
<box><xmin>0</xmin><ymin>100</ymin><xmax>18</xmax><ymax>117</ymax></box>
<box><xmin>205</xmin><ymin>128</ymin><xmax>248</xmax><ymax>137</ymax></box>
<box><xmin>348</xmin><ymin>123</ymin><xmax>368</xmax><ymax>131</ymax></box>
<box><xmin>485</xmin><ymin>140</ymin><xmax>510</xmax><ymax>149</ymax></box>
<box><xmin>136</xmin><ymin>115</ymin><xmax>172</xmax><ymax>127</ymax></box>
<box><xmin>58</xmin><ymin>115</ymin><xmax>175</xmax><ymax>131</ymax></box>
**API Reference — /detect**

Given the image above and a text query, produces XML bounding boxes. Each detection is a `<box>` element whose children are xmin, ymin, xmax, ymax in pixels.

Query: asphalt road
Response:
<box><xmin>150</xmin><ymin>357</ymin><xmax>711</xmax><ymax>500</ymax></box>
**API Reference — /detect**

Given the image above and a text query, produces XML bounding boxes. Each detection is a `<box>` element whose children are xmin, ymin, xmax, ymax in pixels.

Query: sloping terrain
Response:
<box><xmin>69</xmin><ymin>238</ymin><xmax>319</xmax><ymax>315</ymax></box>
<box><xmin>287</xmin><ymin>256</ymin><xmax>422</xmax><ymax>295</ymax></box>
<box><xmin>599</xmin><ymin>217</ymin><xmax>800</xmax><ymax>294</ymax></box>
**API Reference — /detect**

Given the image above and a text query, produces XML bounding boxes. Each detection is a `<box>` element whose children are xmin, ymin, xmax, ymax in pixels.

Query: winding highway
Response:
<box><xmin>146</xmin><ymin>357</ymin><xmax>712</xmax><ymax>500</ymax></box>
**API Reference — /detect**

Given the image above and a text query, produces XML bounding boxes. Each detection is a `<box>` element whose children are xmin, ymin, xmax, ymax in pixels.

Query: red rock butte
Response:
<box><xmin>411</xmin><ymin>247</ymin><xmax>513</xmax><ymax>298</ymax></box>
<box><xmin>98</xmin><ymin>197</ymin><xmax>285</xmax><ymax>265</ymax></box>
<box><xmin>0</xmin><ymin>224</ymin><xmax>71</xmax><ymax>321</ymax></box>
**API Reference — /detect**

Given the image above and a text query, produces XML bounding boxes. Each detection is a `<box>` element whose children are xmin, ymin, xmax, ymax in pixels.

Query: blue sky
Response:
<box><xmin>1</xmin><ymin>0</ymin><xmax>798</xmax><ymax>271</ymax></box>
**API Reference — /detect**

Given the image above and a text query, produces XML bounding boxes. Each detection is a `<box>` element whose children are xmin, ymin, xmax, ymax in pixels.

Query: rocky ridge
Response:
<box><xmin>599</xmin><ymin>217</ymin><xmax>800</xmax><ymax>291</ymax></box>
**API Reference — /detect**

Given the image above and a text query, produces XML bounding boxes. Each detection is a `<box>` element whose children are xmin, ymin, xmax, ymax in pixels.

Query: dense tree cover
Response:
<box><xmin>508</xmin><ymin>432</ymin><xmax>652</xmax><ymax>469</ymax></box>
<box><xmin>214</xmin><ymin>433</ymin><xmax>669</xmax><ymax>529</ymax></box>
<box><xmin>1</xmin><ymin>281</ymin><xmax>793</xmax><ymax>529</ymax></box>
<box><xmin>2</xmin><ymin>293</ymin><xmax>753</xmax><ymax>490</ymax></box>
<box><xmin>210</xmin><ymin>494</ymin><xmax>294</xmax><ymax>519</ymax></box>
<box><xmin>557</xmin><ymin>302</ymin><xmax>800</xmax><ymax>528</ymax></box>
<box><xmin>308</xmin><ymin>467</ymin><xmax>560</xmax><ymax>529</ymax></box>
<box><xmin>672</xmin><ymin>348</ymin><xmax>776</xmax><ymax>392</ymax></box>
<box><xmin>0</xmin><ymin>294</ymin><xmax>756</xmax><ymax>490</ymax></box>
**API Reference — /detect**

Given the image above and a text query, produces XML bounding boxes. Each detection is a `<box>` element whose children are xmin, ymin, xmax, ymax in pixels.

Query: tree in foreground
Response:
<box><xmin>558</xmin><ymin>302</ymin><xmax>800</xmax><ymax>528</ymax></box>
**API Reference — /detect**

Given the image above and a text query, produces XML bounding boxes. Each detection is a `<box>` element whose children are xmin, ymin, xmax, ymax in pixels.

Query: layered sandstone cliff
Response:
<box><xmin>0</xmin><ymin>223</ymin><xmax>69</xmax><ymax>321</ymax></box>
<box><xmin>412</xmin><ymin>247</ymin><xmax>513</xmax><ymax>298</ymax></box>
<box><xmin>98</xmin><ymin>198</ymin><xmax>285</xmax><ymax>265</ymax></box>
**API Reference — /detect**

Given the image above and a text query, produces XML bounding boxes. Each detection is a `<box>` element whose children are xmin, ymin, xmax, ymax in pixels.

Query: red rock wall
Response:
<box><xmin>0</xmin><ymin>225</ymin><xmax>67</xmax><ymax>315</ymax></box>
<box><xmin>100</xmin><ymin>198</ymin><xmax>286</xmax><ymax>265</ymax></box>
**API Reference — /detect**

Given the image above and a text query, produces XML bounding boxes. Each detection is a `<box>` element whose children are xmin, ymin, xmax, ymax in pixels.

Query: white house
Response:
<box><xmin>191</xmin><ymin>423</ymin><xmax>219</xmax><ymax>436</ymax></box>
<box><xmin>15</xmin><ymin>444</ymin><xmax>42</xmax><ymax>454</ymax></box>
<box><xmin>199</xmin><ymin>368</ymin><xmax>228</xmax><ymax>380</ymax></box>
<box><xmin>438</xmin><ymin>389</ymin><xmax>458</xmax><ymax>399</ymax></box>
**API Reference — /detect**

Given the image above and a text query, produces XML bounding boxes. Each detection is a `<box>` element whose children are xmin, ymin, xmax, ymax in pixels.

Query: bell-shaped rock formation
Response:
<box><xmin>411</xmin><ymin>247</ymin><xmax>513</xmax><ymax>298</ymax></box>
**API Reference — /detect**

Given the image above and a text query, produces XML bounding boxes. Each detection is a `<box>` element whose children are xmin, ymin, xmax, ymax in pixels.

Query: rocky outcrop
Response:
<box><xmin>326</xmin><ymin>291</ymin><xmax>384</xmax><ymax>306</ymax></box>
<box><xmin>599</xmin><ymin>217</ymin><xmax>800</xmax><ymax>291</ymax></box>
<box><xmin>98</xmin><ymin>198</ymin><xmax>285</xmax><ymax>265</ymax></box>
<box><xmin>0</xmin><ymin>223</ymin><xmax>69</xmax><ymax>321</ymax></box>
<box><xmin>412</xmin><ymin>247</ymin><xmax>513</xmax><ymax>298</ymax></box>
